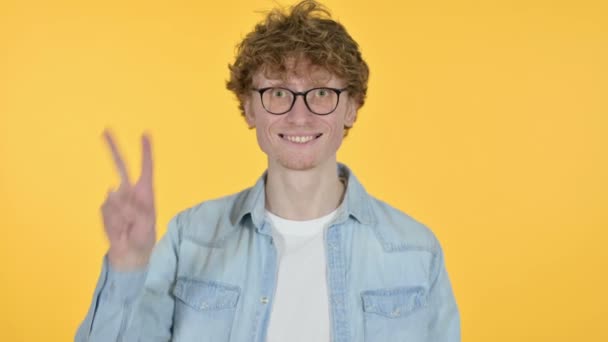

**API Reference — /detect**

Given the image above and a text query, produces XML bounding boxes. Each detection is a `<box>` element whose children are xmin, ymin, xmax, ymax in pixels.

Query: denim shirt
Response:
<box><xmin>75</xmin><ymin>164</ymin><xmax>460</xmax><ymax>342</ymax></box>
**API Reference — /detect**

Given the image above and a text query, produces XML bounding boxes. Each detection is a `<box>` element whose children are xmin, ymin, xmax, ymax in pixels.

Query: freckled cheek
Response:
<box><xmin>266</xmin><ymin>120</ymin><xmax>281</xmax><ymax>141</ymax></box>
<box><xmin>333</xmin><ymin>121</ymin><xmax>349</xmax><ymax>147</ymax></box>
<box><xmin>256</xmin><ymin>119</ymin><xmax>283</xmax><ymax>149</ymax></box>
<box><xmin>324</xmin><ymin>120</ymin><xmax>342</xmax><ymax>140</ymax></box>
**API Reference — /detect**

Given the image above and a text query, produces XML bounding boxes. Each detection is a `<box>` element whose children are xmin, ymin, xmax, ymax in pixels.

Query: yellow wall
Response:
<box><xmin>1</xmin><ymin>0</ymin><xmax>606</xmax><ymax>340</ymax></box>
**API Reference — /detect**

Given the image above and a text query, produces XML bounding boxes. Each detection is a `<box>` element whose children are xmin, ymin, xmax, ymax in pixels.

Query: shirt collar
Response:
<box><xmin>230</xmin><ymin>163</ymin><xmax>375</xmax><ymax>229</ymax></box>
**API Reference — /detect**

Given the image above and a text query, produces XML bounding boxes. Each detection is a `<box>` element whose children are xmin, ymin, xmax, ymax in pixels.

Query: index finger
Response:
<box><xmin>103</xmin><ymin>129</ymin><xmax>131</xmax><ymax>185</ymax></box>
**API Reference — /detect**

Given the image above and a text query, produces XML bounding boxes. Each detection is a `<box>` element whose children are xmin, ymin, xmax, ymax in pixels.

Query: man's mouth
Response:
<box><xmin>278</xmin><ymin>133</ymin><xmax>323</xmax><ymax>144</ymax></box>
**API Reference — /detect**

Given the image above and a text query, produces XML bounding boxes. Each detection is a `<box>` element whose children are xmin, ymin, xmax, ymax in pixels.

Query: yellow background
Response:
<box><xmin>1</xmin><ymin>0</ymin><xmax>606</xmax><ymax>340</ymax></box>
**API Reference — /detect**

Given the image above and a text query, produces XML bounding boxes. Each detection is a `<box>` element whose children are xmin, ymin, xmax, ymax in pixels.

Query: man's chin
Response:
<box><xmin>276</xmin><ymin>157</ymin><xmax>318</xmax><ymax>172</ymax></box>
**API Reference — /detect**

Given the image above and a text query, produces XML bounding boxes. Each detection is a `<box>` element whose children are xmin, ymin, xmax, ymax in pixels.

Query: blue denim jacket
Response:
<box><xmin>76</xmin><ymin>164</ymin><xmax>460</xmax><ymax>342</ymax></box>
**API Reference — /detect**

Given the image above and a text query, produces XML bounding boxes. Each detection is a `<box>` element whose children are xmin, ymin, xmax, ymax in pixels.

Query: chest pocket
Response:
<box><xmin>361</xmin><ymin>286</ymin><xmax>430</xmax><ymax>341</ymax></box>
<box><xmin>172</xmin><ymin>277</ymin><xmax>241</xmax><ymax>342</ymax></box>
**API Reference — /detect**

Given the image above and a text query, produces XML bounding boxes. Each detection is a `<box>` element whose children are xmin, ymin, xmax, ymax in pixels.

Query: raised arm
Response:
<box><xmin>76</xmin><ymin>130</ymin><xmax>161</xmax><ymax>341</ymax></box>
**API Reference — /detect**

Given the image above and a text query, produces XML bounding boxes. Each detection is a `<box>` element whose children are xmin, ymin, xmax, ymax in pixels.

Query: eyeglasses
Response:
<box><xmin>253</xmin><ymin>87</ymin><xmax>347</xmax><ymax>115</ymax></box>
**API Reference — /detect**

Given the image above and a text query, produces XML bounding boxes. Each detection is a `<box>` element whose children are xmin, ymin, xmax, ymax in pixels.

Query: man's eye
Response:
<box><xmin>315</xmin><ymin>89</ymin><xmax>329</xmax><ymax>97</ymax></box>
<box><xmin>271</xmin><ymin>89</ymin><xmax>287</xmax><ymax>97</ymax></box>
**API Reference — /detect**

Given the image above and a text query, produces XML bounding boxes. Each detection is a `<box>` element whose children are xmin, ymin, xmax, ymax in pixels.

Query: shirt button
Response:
<box><xmin>200</xmin><ymin>302</ymin><xmax>209</xmax><ymax>309</ymax></box>
<box><xmin>260</xmin><ymin>296</ymin><xmax>269</xmax><ymax>304</ymax></box>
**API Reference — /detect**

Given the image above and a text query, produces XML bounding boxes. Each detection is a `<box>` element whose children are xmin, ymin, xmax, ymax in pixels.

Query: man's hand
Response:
<box><xmin>101</xmin><ymin>130</ymin><xmax>156</xmax><ymax>271</ymax></box>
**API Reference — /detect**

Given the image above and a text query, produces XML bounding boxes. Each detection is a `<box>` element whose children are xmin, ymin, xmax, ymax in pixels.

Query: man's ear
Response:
<box><xmin>243</xmin><ymin>97</ymin><xmax>255</xmax><ymax>128</ymax></box>
<box><xmin>344</xmin><ymin>99</ymin><xmax>358</xmax><ymax>128</ymax></box>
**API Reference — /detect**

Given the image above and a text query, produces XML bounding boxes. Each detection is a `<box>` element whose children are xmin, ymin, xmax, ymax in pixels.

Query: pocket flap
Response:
<box><xmin>361</xmin><ymin>286</ymin><xmax>427</xmax><ymax>318</ymax></box>
<box><xmin>173</xmin><ymin>278</ymin><xmax>240</xmax><ymax>311</ymax></box>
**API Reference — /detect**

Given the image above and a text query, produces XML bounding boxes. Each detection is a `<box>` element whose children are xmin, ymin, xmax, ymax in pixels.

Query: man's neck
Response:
<box><xmin>265</xmin><ymin>160</ymin><xmax>345</xmax><ymax>221</ymax></box>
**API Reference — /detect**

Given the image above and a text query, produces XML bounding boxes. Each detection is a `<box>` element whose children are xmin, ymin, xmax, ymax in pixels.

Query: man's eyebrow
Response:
<box><xmin>266</xmin><ymin>80</ymin><xmax>287</xmax><ymax>87</ymax></box>
<box><xmin>260</xmin><ymin>80</ymin><xmax>334</xmax><ymax>89</ymax></box>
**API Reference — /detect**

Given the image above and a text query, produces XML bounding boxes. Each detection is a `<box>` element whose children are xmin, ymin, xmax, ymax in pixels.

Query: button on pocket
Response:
<box><xmin>172</xmin><ymin>277</ymin><xmax>241</xmax><ymax>341</ymax></box>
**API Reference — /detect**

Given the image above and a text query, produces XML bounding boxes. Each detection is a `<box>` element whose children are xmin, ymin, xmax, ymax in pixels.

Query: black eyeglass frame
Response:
<box><xmin>253</xmin><ymin>87</ymin><xmax>348</xmax><ymax>115</ymax></box>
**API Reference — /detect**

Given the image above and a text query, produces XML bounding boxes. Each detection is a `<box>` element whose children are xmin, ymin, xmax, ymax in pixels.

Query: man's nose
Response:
<box><xmin>286</xmin><ymin>95</ymin><xmax>314</xmax><ymax>123</ymax></box>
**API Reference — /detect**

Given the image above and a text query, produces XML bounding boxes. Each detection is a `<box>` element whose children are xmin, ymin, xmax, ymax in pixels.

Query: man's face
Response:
<box><xmin>244</xmin><ymin>60</ymin><xmax>357</xmax><ymax>171</ymax></box>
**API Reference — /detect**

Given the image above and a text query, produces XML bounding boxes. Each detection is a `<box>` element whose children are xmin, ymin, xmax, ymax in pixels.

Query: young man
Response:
<box><xmin>76</xmin><ymin>1</ymin><xmax>460</xmax><ymax>341</ymax></box>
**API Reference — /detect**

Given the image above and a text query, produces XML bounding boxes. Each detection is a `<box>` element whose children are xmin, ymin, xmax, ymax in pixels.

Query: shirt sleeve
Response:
<box><xmin>427</xmin><ymin>240</ymin><xmax>461</xmax><ymax>342</ymax></box>
<box><xmin>75</xmin><ymin>216</ymin><xmax>181</xmax><ymax>342</ymax></box>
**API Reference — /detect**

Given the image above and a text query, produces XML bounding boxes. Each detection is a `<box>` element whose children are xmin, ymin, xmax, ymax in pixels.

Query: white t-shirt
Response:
<box><xmin>265</xmin><ymin>209</ymin><xmax>338</xmax><ymax>342</ymax></box>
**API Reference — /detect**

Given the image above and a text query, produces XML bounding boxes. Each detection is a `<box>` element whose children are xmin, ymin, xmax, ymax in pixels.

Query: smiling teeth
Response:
<box><xmin>285</xmin><ymin>135</ymin><xmax>315</xmax><ymax>143</ymax></box>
